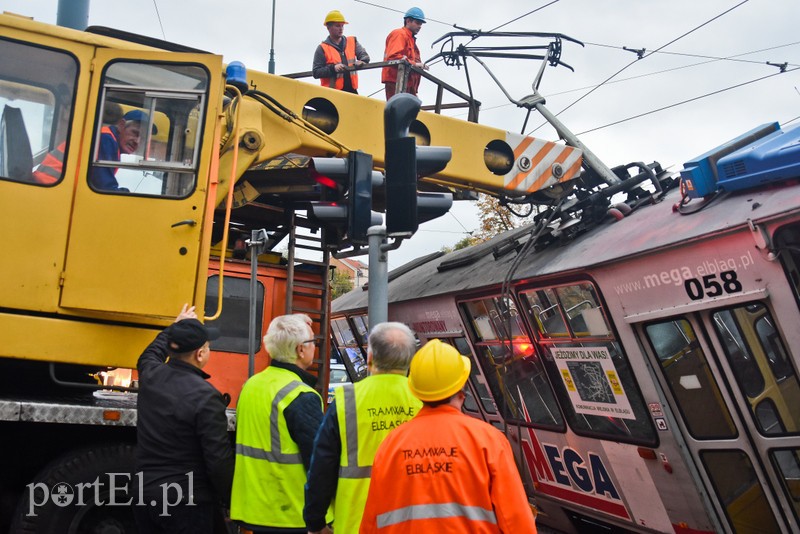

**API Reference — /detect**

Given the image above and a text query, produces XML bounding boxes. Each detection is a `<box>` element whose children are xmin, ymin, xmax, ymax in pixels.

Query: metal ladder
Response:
<box><xmin>283</xmin><ymin>212</ymin><xmax>332</xmax><ymax>398</ymax></box>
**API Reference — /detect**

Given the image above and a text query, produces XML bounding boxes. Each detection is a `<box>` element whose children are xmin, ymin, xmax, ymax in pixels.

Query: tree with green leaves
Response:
<box><xmin>330</xmin><ymin>268</ymin><xmax>355</xmax><ymax>299</ymax></box>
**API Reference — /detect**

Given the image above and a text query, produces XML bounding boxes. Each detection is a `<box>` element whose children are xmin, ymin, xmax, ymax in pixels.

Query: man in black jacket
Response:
<box><xmin>134</xmin><ymin>304</ymin><xmax>234</xmax><ymax>534</ymax></box>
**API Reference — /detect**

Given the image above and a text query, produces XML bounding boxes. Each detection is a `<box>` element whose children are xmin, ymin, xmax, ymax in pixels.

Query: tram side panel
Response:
<box><xmin>596</xmin><ymin>219</ymin><xmax>800</xmax><ymax>534</ymax></box>
<box><xmin>370</xmin><ymin>288</ymin><xmax>712</xmax><ymax>533</ymax></box>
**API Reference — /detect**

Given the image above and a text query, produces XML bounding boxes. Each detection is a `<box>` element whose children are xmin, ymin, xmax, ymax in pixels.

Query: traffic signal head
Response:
<box><xmin>307</xmin><ymin>153</ymin><xmax>381</xmax><ymax>249</ymax></box>
<box><xmin>384</xmin><ymin>96</ymin><xmax>453</xmax><ymax>237</ymax></box>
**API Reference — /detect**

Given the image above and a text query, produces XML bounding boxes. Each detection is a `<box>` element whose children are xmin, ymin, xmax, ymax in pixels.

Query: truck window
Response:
<box><xmin>0</xmin><ymin>38</ymin><xmax>77</xmax><ymax>185</ymax></box>
<box><xmin>204</xmin><ymin>275</ymin><xmax>264</xmax><ymax>353</ymax></box>
<box><xmin>91</xmin><ymin>61</ymin><xmax>208</xmax><ymax>195</ymax></box>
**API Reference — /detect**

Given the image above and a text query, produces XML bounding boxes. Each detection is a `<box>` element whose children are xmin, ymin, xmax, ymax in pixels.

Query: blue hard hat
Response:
<box><xmin>123</xmin><ymin>109</ymin><xmax>158</xmax><ymax>134</ymax></box>
<box><xmin>404</xmin><ymin>7</ymin><xmax>426</xmax><ymax>23</ymax></box>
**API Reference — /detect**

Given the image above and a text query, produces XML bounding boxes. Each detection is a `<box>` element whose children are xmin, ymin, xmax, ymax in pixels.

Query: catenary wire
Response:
<box><xmin>151</xmin><ymin>0</ymin><xmax>166</xmax><ymax>40</ymax></box>
<box><xmin>575</xmin><ymin>66</ymin><xmax>799</xmax><ymax>136</ymax></box>
<box><xmin>470</xmin><ymin>40</ymin><xmax>800</xmax><ymax>115</ymax></box>
<box><xmin>526</xmin><ymin>0</ymin><xmax>751</xmax><ymax>135</ymax></box>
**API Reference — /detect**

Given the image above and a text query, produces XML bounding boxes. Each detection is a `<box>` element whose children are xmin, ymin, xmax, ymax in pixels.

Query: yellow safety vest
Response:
<box><xmin>333</xmin><ymin>373</ymin><xmax>422</xmax><ymax>533</ymax></box>
<box><xmin>231</xmin><ymin>366</ymin><xmax>323</xmax><ymax>528</ymax></box>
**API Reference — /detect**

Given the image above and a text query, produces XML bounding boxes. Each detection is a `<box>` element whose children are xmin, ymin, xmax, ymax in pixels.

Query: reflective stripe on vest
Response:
<box><xmin>231</xmin><ymin>367</ymin><xmax>323</xmax><ymax>528</ymax></box>
<box><xmin>31</xmin><ymin>142</ymin><xmax>66</xmax><ymax>184</ymax></box>
<box><xmin>339</xmin><ymin>384</ymin><xmax>372</xmax><ymax>478</ymax></box>
<box><xmin>333</xmin><ymin>374</ymin><xmax>421</xmax><ymax>534</ymax></box>
<box><xmin>234</xmin><ymin>381</ymin><xmax>304</xmax><ymax>464</ymax></box>
<box><xmin>320</xmin><ymin>36</ymin><xmax>358</xmax><ymax>90</ymax></box>
<box><xmin>376</xmin><ymin>503</ymin><xmax>498</xmax><ymax>528</ymax></box>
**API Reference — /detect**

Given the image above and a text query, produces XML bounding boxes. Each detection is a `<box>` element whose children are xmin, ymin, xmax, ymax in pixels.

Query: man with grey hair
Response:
<box><xmin>231</xmin><ymin>314</ymin><xmax>330</xmax><ymax>533</ymax></box>
<box><xmin>304</xmin><ymin>322</ymin><xmax>422</xmax><ymax>534</ymax></box>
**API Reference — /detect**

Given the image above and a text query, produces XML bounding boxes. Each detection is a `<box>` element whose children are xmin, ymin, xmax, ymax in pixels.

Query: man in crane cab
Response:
<box><xmin>134</xmin><ymin>304</ymin><xmax>234</xmax><ymax>534</ymax></box>
<box><xmin>89</xmin><ymin>108</ymin><xmax>156</xmax><ymax>192</ymax></box>
<box><xmin>313</xmin><ymin>10</ymin><xmax>370</xmax><ymax>94</ymax></box>
<box><xmin>382</xmin><ymin>7</ymin><xmax>429</xmax><ymax>99</ymax></box>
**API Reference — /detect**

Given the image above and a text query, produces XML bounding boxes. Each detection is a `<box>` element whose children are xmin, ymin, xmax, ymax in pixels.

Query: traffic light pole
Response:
<box><xmin>367</xmin><ymin>226</ymin><xmax>388</xmax><ymax>331</ymax></box>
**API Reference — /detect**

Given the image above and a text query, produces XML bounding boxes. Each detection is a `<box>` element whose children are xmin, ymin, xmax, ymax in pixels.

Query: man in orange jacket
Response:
<box><xmin>382</xmin><ymin>7</ymin><xmax>429</xmax><ymax>99</ymax></box>
<box><xmin>313</xmin><ymin>10</ymin><xmax>370</xmax><ymax>94</ymax></box>
<box><xmin>360</xmin><ymin>339</ymin><xmax>538</xmax><ymax>533</ymax></box>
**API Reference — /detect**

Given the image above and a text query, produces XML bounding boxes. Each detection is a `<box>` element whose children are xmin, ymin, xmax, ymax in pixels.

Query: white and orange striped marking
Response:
<box><xmin>504</xmin><ymin>132</ymin><xmax>583</xmax><ymax>195</ymax></box>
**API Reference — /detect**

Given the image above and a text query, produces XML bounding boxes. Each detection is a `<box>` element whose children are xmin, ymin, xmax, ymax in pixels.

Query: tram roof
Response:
<box><xmin>333</xmin><ymin>181</ymin><xmax>800</xmax><ymax>312</ymax></box>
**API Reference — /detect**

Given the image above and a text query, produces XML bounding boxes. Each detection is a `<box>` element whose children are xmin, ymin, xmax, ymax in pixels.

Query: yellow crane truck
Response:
<box><xmin>0</xmin><ymin>12</ymin><xmax>588</xmax><ymax>532</ymax></box>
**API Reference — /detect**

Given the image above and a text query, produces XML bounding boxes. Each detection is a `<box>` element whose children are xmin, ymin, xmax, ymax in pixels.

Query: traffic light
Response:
<box><xmin>384</xmin><ymin>93</ymin><xmax>453</xmax><ymax>237</ymax></box>
<box><xmin>308</xmin><ymin>151</ymin><xmax>382</xmax><ymax>248</ymax></box>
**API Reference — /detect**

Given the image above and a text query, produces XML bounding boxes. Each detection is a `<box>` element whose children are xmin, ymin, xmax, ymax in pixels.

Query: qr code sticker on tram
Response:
<box><xmin>566</xmin><ymin>361</ymin><xmax>616</xmax><ymax>404</ymax></box>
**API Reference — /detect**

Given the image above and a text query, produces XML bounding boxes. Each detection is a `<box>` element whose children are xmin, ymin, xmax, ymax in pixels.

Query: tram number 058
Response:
<box><xmin>684</xmin><ymin>270</ymin><xmax>743</xmax><ymax>301</ymax></box>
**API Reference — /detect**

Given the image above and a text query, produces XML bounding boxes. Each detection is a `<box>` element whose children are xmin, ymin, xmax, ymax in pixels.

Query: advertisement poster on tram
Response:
<box><xmin>550</xmin><ymin>346</ymin><xmax>635</xmax><ymax>419</ymax></box>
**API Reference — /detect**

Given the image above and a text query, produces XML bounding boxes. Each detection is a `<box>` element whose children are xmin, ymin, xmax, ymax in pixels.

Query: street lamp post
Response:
<box><xmin>268</xmin><ymin>0</ymin><xmax>276</xmax><ymax>74</ymax></box>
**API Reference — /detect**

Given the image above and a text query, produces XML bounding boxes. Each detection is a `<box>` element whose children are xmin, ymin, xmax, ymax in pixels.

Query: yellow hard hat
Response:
<box><xmin>324</xmin><ymin>10</ymin><xmax>348</xmax><ymax>25</ymax></box>
<box><xmin>408</xmin><ymin>339</ymin><xmax>471</xmax><ymax>402</ymax></box>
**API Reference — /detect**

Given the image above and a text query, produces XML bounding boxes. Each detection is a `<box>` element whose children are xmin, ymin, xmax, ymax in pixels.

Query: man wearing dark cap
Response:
<box><xmin>134</xmin><ymin>304</ymin><xmax>234</xmax><ymax>534</ymax></box>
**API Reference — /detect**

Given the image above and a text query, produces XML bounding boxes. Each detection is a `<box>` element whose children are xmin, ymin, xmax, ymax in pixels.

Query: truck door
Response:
<box><xmin>640</xmin><ymin>303</ymin><xmax>800</xmax><ymax>532</ymax></box>
<box><xmin>59</xmin><ymin>50</ymin><xmax>222</xmax><ymax>318</ymax></box>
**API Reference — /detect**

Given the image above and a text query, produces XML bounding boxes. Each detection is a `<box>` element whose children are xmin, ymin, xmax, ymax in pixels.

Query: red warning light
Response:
<box><xmin>514</xmin><ymin>340</ymin><xmax>535</xmax><ymax>357</ymax></box>
<box><xmin>309</xmin><ymin>166</ymin><xmax>339</xmax><ymax>189</ymax></box>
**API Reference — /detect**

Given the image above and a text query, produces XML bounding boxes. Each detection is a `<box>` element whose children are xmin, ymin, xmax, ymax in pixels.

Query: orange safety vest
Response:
<box><xmin>320</xmin><ymin>36</ymin><xmax>359</xmax><ymax>90</ymax></box>
<box><xmin>31</xmin><ymin>141</ymin><xmax>66</xmax><ymax>185</ymax></box>
<box><xmin>360</xmin><ymin>405</ymin><xmax>538</xmax><ymax>533</ymax></box>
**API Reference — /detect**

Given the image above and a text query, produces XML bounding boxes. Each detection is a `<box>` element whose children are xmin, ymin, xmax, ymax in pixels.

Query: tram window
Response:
<box><xmin>520</xmin><ymin>283</ymin><xmax>656</xmax><ymax>445</ymax></box>
<box><xmin>461</xmin><ymin>295</ymin><xmax>562</xmax><ymax>429</ymax></box>
<box><xmin>754</xmin><ymin>399</ymin><xmax>785</xmax><ymax>435</ymax></box>
<box><xmin>0</xmin><ymin>39</ymin><xmax>77</xmax><ymax>186</ymax></box>
<box><xmin>522</xmin><ymin>284</ymin><xmax>610</xmax><ymax>338</ymax></box>
<box><xmin>331</xmin><ymin>318</ymin><xmax>356</xmax><ymax>345</ymax></box>
<box><xmin>770</xmin><ymin>448</ymin><xmax>800</xmax><ymax>522</ymax></box>
<box><xmin>91</xmin><ymin>61</ymin><xmax>208</xmax><ymax>196</ymax></box>
<box><xmin>701</xmin><ymin>449</ymin><xmax>781</xmax><ymax>533</ymax></box>
<box><xmin>453</xmin><ymin>336</ymin><xmax>497</xmax><ymax>415</ymax></box>
<box><xmin>646</xmin><ymin>318</ymin><xmax>737</xmax><ymax>439</ymax></box>
<box><xmin>755</xmin><ymin>315</ymin><xmax>793</xmax><ymax>380</ymax></box>
<box><xmin>464</xmin><ymin>298</ymin><xmax>525</xmax><ymax>341</ymax></box>
<box><xmin>204</xmin><ymin>275</ymin><xmax>264</xmax><ymax>353</ymax></box>
<box><xmin>713</xmin><ymin>309</ymin><xmax>764</xmax><ymax>397</ymax></box>
<box><xmin>352</xmin><ymin>315</ymin><xmax>369</xmax><ymax>342</ymax></box>
<box><xmin>775</xmin><ymin>223</ymin><xmax>800</xmax><ymax>310</ymax></box>
<box><xmin>330</xmin><ymin>317</ymin><xmax>368</xmax><ymax>379</ymax></box>
<box><xmin>712</xmin><ymin>303</ymin><xmax>800</xmax><ymax>437</ymax></box>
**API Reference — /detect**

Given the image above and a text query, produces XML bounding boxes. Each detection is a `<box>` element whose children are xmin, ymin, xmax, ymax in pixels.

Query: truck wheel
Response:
<box><xmin>10</xmin><ymin>444</ymin><xmax>138</xmax><ymax>534</ymax></box>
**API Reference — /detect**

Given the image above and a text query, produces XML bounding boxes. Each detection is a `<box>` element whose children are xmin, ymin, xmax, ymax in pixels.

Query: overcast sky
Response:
<box><xmin>6</xmin><ymin>0</ymin><xmax>800</xmax><ymax>268</ymax></box>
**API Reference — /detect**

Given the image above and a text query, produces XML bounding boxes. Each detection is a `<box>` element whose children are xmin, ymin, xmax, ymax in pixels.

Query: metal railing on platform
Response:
<box><xmin>283</xmin><ymin>59</ymin><xmax>481</xmax><ymax>123</ymax></box>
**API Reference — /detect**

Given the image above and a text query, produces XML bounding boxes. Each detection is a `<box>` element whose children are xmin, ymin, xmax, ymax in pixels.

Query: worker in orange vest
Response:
<box><xmin>382</xmin><ymin>7</ymin><xmax>429</xmax><ymax>99</ymax></box>
<box><xmin>312</xmin><ymin>10</ymin><xmax>370</xmax><ymax>94</ymax></box>
<box><xmin>360</xmin><ymin>339</ymin><xmax>538</xmax><ymax>533</ymax></box>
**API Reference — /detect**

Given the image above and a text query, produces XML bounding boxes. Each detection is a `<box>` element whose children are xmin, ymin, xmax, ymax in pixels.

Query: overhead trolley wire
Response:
<box><xmin>575</xmin><ymin>66</ymin><xmax>800</xmax><ymax>136</ymax></box>
<box><xmin>525</xmin><ymin>0</ymin><xmax>752</xmax><ymax>136</ymax></box>
<box><xmin>471</xmin><ymin>39</ymin><xmax>800</xmax><ymax>115</ymax></box>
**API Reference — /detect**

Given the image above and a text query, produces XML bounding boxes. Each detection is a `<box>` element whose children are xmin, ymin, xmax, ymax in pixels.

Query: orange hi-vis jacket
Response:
<box><xmin>360</xmin><ymin>405</ymin><xmax>538</xmax><ymax>533</ymax></box>
<box><xmin>382</xmin><ymin>27</ymin><xmax>421</xmax><ymax>94</ymax></box>
<box><xmin>320</xmin><ymin>36</ymin><xmax>359</xmax><ymax>90</ymax></box>
<box><xmin>31</xmin><ymin>141</ymin><xmax>67</xmax><ymax>184</ymax></box>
